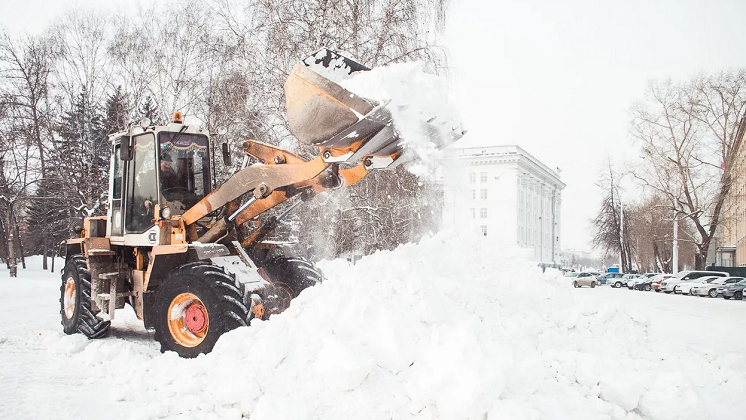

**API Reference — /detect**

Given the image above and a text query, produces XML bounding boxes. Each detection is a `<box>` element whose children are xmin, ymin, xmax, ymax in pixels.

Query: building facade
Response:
<box><xmin>441</xmin><ymin>145</ymin><xmax>566</xmax><ymax>263</ymax></box>
<box><xmin>718</xmin><ymin>138</ymin><xmax>746</xmax><ymax>267</ymax></box>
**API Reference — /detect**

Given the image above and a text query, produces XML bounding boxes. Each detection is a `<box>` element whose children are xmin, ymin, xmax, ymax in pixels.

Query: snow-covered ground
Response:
<box><xmin>1</xmin><ymin>230</ymin><xmax>745</xmax><ymax>420</ymax></box>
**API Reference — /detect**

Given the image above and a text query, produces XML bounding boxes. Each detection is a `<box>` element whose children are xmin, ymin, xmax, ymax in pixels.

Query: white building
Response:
<box><xmin>441</xmin><ymin>145</ymin><xmax>566</xmax><ymax>263</ymax></box>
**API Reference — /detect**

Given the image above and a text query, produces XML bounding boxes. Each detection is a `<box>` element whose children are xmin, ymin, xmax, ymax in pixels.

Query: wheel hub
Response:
<box><xmin>167</xmin><ymin>293</ymin><xmax>209</xmax><ymax>347</ymax></box>
<box><xmin>64</xmin><ymin>277</ymin><xmax>76</xmax><ymax>319</ymax></box>
<box><xmin>185</xmin><ymin>303</ymin><xmax>208</xmax><ymax>333</ymax></box>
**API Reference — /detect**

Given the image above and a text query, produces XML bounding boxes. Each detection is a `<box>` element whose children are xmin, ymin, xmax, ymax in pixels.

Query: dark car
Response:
<box><xmin>633</xmin><ymin>274</ymin><xmax>663</xmax><ymax>291</ymax></box>
<box><xmin>597</xmin><ymin>272</ymin><xmax>624</xmax><ymax>286</ymax></box>
<box><xmin>717</xmin><ymin>278</ymin><xmax>746</xmax><ymax>300</ymax></box>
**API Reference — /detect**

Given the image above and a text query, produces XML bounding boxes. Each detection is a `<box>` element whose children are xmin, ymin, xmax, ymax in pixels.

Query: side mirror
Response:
<box><xmin>221</xmin><ymin>142</ymin><xmax>231</xmax><ymax>166</ymax></box>
<box><xmin>119</xmin><ymin>136</ymin><xmax>133</xmax><ymax>161</ymax></box>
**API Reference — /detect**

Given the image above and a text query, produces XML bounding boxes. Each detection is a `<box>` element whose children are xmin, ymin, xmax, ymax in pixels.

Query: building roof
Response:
<box><xmin>451</xmin><ymin>144</ymin><xmax>566</xmax><ymax>189</ymax></box>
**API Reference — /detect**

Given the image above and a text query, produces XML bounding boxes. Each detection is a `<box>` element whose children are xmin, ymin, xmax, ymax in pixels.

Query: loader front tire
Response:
<box><xmin>260</xmin><ymin>257</ymin><xmax>323</xmax><ymax>316</ymax></box>
<box><xmin>60</xmin><ymin>255</ymin><xmax>111</xmax><ymax>339</ymax></box>
<box><xmin>154</xmin><ymin>262</ymin><xmax>248</xmax><ymax>358</ymax></box>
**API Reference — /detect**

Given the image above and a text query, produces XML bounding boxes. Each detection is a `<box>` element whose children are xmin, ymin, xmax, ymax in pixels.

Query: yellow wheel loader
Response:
<box><xmin>59</xmin><ymin>49</ymin><xmax>463</xmax><ymax>358</ymax></box>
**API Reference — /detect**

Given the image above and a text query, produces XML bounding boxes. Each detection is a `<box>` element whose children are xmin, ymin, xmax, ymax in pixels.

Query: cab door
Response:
<box><xmin>109</xmin><ymin>142</ymin><xmax>126</xmax><ymax>237</ymax></box>
<box><xmin>124</xmin><ymin>132</ymin><xmax>159</xmax><ymax>246</ymax></box>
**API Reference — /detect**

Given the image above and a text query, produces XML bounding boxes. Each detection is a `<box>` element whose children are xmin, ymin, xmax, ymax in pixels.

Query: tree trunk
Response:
<box><xmin>13</xmin><ymin>210</ymin><xmax>25</xmax><ymax>269</ymax></box>
<box><xmin>5</xmin><ymin>205</ymin><xmax>17</xmax><ymax>278</ymax></box>
<box><xmin>0</xmin><ymin>214</ymin><xmax>7</xmax><ymax>268</ymax></box>
<box><xmin>42</xmin><ymin>233</ymin><xmax>48</xmax><ymax>270</ymax></box>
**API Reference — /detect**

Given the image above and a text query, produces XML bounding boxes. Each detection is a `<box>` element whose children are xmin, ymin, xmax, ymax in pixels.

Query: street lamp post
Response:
<box><xmin>672</xmin><ymin>208</ymin><xmax>679</xmax><ymax>274</ymax></box>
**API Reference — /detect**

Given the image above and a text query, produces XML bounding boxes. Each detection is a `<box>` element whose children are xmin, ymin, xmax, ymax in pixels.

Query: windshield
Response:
<box><xmin>158</xmin><ymin>132</ymin><xmax>211</xmax><ymax>212</ymax></box>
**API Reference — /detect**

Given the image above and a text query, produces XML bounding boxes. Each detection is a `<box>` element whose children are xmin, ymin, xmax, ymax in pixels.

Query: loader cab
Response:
<box><xmin>107</xmin><ymin>121</ymin><xmax>212</xmax><ymax>246</ymax></box>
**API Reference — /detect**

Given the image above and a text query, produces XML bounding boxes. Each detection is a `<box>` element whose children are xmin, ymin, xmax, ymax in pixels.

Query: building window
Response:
<box><xmin>480</xmin><ymin>172</ymin><xmax>487</xmax><ymax>183</ymax></box>
<box><xmin>469</xmin><ymin>173</ymin><xmax>476</xmax><ymax>183</ymax></box>
<box><xmin>470</xmin><ymin>208</ymin><xmax>476</xmax><ymax>219</ymax></box>
<box><xmin>480</xmin><ymin>208</ymin><xmax>487</xmax><ymax>219</ymax></box>
<box><xmin>480</xmin><ymin>225</ymin><xmax>487</xmax><ymax>236</ymax></box>
<box><xmin>480</xmin><ymin>189</ymin><xmax>488</xmax><ymax>199</ymax></box>
<box><xmin>471</xmin><ymin>189</ymin><xmax>476</xmax><ymax>200</ymax></box>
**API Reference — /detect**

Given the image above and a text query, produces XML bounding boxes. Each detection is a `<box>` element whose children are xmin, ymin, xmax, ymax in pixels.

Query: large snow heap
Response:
<box><xmin>52</xmin><ymin>229</ymin><xmax>745</xmax><ymax>420</ymax></box>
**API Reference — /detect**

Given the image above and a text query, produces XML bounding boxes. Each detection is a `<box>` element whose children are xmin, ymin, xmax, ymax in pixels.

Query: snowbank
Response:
<box><xmin>34</xmin><ymin>230</ymin><xmax>746</xmax><ymax>420</ymax></box>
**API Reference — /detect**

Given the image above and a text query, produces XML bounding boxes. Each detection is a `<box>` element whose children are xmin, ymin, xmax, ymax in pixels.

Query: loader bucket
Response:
<box><xmin>285</xmin><ymin>48</ymin><xmax>464</xmax><ymax>168</ymax></box>
<box><xmin>285</xmin><ymin>49</ymin><xmax>378</xmax><ymax>146</ymax></box>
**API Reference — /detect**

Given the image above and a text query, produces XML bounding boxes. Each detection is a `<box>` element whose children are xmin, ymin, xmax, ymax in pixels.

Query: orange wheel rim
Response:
<box><xmin>167</xmin><ymin>293</ymin><xmax>209</xmax><ymax>348</ymax></box>
<box><xmin>64</xmin><ymin>277</ymin><xmax>76</xmax><ymax>319</ymax></box>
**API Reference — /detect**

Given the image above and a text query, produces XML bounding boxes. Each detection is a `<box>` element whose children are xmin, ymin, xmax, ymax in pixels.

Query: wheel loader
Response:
<box><xmin>59</xmin><ymin>49</ymin><xmax>463</xmax><ymax>358</ymax></box>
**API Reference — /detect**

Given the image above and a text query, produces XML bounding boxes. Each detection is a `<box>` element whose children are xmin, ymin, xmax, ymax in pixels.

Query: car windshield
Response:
<box><xmin>737</xmin><ymin>280</ymin><xmax>746</xmax><ymax>286</ymax></box>
<box><xmin>565</xmin><ymin>272</ymin><xmax>579</xmax><ymax>277</ymax></box>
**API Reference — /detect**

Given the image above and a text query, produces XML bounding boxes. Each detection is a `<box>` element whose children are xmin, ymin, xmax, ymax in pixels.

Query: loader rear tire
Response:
<box><xmin>60</xmin><ymin>255</ymin><xmax>111</xmax><ymax>339</ymax></box>
<box><xmin>259</xmin><ymin>257</ymin><xmax>323</xmax><ymax>316</ymax></box>
<box><xmin>154</xmin><ymin>262</ymin><xmax>248</xmax><ymax>358</ymax></box>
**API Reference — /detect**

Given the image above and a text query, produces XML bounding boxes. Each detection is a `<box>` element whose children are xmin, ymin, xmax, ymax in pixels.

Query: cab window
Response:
<box><xmin>125</xmin><ymin>133</ymin><xmax>157</xmax><ymax>233</ymax></box>
<box><xmin>157</xmin><ymin>132</ymin><xmax>211</xmax><ymax>213</ymax></box>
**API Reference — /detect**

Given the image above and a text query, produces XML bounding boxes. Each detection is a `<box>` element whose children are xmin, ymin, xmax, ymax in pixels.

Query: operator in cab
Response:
<box><xmin>159</xmin><ymin>153</ymin><xmax>182</xmax><ymax>193</ymax></box>
<box><xmin>159</xmin><ymin>152</ymin><xmax>191</xmax><ymax>213</ymax></box>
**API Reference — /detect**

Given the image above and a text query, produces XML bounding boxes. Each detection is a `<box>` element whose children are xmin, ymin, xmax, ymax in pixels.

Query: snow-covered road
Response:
<box><xmin>574</xmin><ymin>285</ymin><xmax>746</xmax><ymax>355</ymax></box>
<box><xmin>1</xmin><ymin>233</ymin><xmax>745</xmax><ymax>420</ymax></box>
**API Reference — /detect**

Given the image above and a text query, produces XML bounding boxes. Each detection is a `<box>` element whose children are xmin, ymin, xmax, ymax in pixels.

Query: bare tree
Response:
<box><xmin>626</xmin><ymin>194</ymin><xmax>697</xmax><ymax>273</ymax></box>
<box><xmin>631</xmin><ymin>71</ymin><xmax>746</xmax><ymax>269</ymax></box>
<box><xmin>592</xmin><ymin>160</ymin><xmax>633</xmax><ymax>272</ymax></box>
<box><xmin>0</xmin><ymin>31</ymin><xmax>59</xmax><ymax>272</ymax></box>
<box><xmin>0</xmin><ymin>31</ymin><xmax>58</xmax><ymax>179</ymax></box>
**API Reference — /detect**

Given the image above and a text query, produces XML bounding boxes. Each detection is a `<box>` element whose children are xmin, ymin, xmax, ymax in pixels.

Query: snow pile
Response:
<box><xmin>44</xmin><ymin>229</ymin><xmax>746</xmax><ymax>420</ymax></box>
<box><xmin>339</xmin><ymin>61</ymin><xmax>463</xmax><ymax>177</ymax></box>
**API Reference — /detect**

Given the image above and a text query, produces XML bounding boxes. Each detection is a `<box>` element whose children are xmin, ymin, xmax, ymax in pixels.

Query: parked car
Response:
<box><xmin>608</xmin><ymin>274</ymin><xmax>634</xmax><ymax>288</ymax></box>
<box><xmin>673</xmin><ymin>276</ymin><xmax>721</xmax><ymax>295</ymax></box>
<box><xmin>659</xmin><ymin>270</ymin><xmax>729</xmax><ymax>294</ymax></box>
<box><xmin>650</xmin><ymin>274</ymin><xmax>675</xmax><ymax>292</ymax></box>
<box><xmin>597</xmin><ymin>272</ymin><xmax>624</xmax><ymax>285</ymax></box>
<box><xmin>572</xmin><ymin>272</ymin><xmax>598</xmax><ymax>288</ymax></box>
<box><xmin>627</xmin><ymin>274</ymin><xmax>658</xmax><ymax>290</ymax></box>
<box><xmin>614</xmin><ymin>274</ymin><xmax>640</xmax><ymax>288</ymax></box>
<box><xmin>634</xmin><ymin>273</ymin><xmax>669</xmax><ymax>291</ymax></box>
<box><xmin>690</xmin><ymin>276</ymin><xmax>741</xmax><ymax>297</ymax></box>
<box><xmin>717</xmin><ymin>279</ymin><xmax>746</xmax><ymax>300</ymax></box>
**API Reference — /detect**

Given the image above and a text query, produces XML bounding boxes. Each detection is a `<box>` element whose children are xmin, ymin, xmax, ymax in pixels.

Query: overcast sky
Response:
<box><xmin>2</xmin><ymin>0</ymin><xmax>745</xmax><ymax>252</ymax></box>
<box><xmin>445</xmin><ymin>0</ymin><xmax>746</xmax><ymax>251</ymax></box>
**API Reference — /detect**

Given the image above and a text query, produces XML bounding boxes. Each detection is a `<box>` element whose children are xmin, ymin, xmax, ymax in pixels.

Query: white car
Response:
<box><xmin>627</xmin><ymin>274</ymin><xmax>659</xmax><ymax>290</ymax></box>
<box><xmin>651</xmin><ymin>274</ymin><xmax>676</xmax><ymax>292</ymax></box>
<box><xmin>659</xmin><ymin>270</ymin><xmax>729</xmax><ymax>294</ymax></box>
<box><xmin>691</xmin><ymin>276</ymin><xmax>743</xmax><ymax>298</ymax></box>
<box><xmin>572</xmin><ymin>272</ymin><xmax>599</xmax><ymax>288</ymax></box>
<box><xmin>620</xmin><ymin>274</ymin><xmax>641</xmax><ymax>288</ymax></box>
<box><xmin>674</xmin><ymin>276</ymin><xmax>721</xmax><ymax>295</ymax></box>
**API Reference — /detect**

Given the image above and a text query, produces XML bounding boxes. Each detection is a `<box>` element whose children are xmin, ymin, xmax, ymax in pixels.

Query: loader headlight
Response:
<box><xmin>160</xmin><ymin>206</ymin><xmax>172</xmax><ymax>219</ymax></box>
